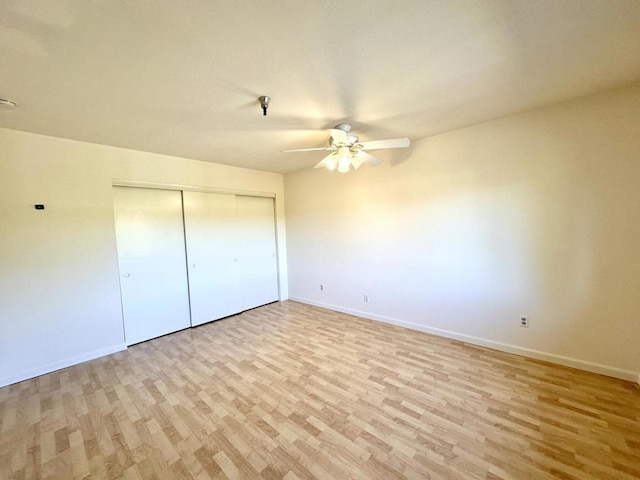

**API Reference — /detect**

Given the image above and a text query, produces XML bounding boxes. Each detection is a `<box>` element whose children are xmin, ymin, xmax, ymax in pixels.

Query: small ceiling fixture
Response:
<box><xmin>258</xmin><ymin>96</ymin><xmax>270</xmax><ymax>116</ymax></box>
<box><xmin>0</xmin><ymin>98</ymin><xmax>17</xmax><ymax>109</ymax></box>
<box><xmin>283</xmin><ymin>123</ymin><xmax>410</xmax><ymax>173</ymax></box>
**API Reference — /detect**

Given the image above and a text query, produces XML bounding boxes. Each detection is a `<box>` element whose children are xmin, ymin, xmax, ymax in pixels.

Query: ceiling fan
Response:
<box><xmin>282</xmin><ymin>123</ymin><xmax>410</xmax><ymax>173</ymax></box>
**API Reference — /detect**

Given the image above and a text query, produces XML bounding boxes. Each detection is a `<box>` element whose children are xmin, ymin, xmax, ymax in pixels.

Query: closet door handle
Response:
<box><xmin>123</xmin><ymin>273</ymin><xmax>130</xmax><ymax>278</ymax></box>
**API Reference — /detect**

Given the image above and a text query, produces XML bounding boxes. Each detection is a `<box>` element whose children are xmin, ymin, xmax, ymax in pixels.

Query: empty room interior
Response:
<box><xmin>1</xmin><ymin>1</ymin><xmax>640</xmax><ymax>479</ymax></box>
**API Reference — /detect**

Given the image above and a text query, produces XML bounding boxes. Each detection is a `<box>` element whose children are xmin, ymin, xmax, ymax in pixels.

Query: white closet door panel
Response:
<box><xmin>236</xmin><ymin>196</ymin><xmax>279</xmax><ymax>310</ymax></box>
<box><xmin>112</xmin><ymin>187</ymin><xmax>191</xmax><ymax>345</ymax></box>
<box><xmin>183</xmin><ymin>191</ymin><xmax>241</xmax><ymax>326</ymax></box>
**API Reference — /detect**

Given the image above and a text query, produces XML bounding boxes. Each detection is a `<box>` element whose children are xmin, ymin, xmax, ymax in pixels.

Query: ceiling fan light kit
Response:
<box><xmin>283</xmin><ymin>123</ymin><xmax>410</xmax><ymax>173</ymax></box>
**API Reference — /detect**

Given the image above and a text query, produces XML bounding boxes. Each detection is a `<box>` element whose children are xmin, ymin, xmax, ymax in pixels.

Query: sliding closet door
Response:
<box><xmin>236</xmin><ymin>196</ymin><xmax>279</xmax><ymax>310</ymax></box>
<box><xmin>183</xmin><ymin>191</ymin><xmax>241</xmax><ymax>326</ymax></box>
<box><xmin>112</xmin><ymin>187</ymin><xmax>191</xmax><ymax>345</ymax></box>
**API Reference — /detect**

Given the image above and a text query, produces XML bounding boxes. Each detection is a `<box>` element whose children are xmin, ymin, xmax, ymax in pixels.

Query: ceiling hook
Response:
<box><xmin>258</xmin><ymin>96</ymin><xmax>270</xmax><ymax>116</ymax></box>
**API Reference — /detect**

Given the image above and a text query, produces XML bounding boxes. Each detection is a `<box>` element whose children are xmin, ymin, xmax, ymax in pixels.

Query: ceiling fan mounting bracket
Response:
<box><xmin>334</xmin><ymin>123</ymin><xmax>352</xmax><ymax>133</ymax></box>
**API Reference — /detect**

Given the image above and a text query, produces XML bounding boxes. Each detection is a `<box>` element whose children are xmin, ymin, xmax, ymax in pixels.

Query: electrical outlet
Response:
<box><xmin>320</xmin><ymin>284</ymin><xmax>324</xmax><ymax>292</ymax></box>
<box><xmin>520</xmin><ymin>316</ymin><xmax>529</xmax><ymax>328</ymax></box>
<box><xmin>363</xmin><ymin>294</ymin><xmax>369</xmax><ymax>303</ymax></box>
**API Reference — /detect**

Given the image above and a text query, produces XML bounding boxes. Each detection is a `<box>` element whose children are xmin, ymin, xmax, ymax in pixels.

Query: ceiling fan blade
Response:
<box><xmin>314</xmin><ymin>153</ymin><xmax>338</xmax><ymax>170</ymax></box>
<box><xmin>282</xmin><ymin>147</ymin><xmax>330</xmax><ymax>153</ymax></box>
<box><xmin>329</xmin><ymin>128</ymin><xmax>349</xmax><ymax>144</ymax></box>
<box><xmin>357</xmin><ymin>151</ymin><xmax>383</xmax><ymax>167</ymax></box>
<box><xmin>359</xmin><ymin>137</ymin><xmax>410</xmax><ymax>150</ymax></box>
<box><xmin>350</xmin><ymin>155</ymin><xmax>364</xmax><ymax>170</ymax></box>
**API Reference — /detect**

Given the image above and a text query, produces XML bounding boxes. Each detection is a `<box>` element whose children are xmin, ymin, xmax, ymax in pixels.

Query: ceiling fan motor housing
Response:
<box><xmin>329</xmin><ymin>133</ymin><xmax>359</xmax><ymax>147</ymax></box>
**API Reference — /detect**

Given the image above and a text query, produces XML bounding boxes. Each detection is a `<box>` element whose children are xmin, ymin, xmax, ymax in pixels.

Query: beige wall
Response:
<box><xmin>0</xmin><ymin>128</ymin><xmax>287</xmax><ymax>387</ymax></box>
<box><xmin>285</xmin><ymin>84</ymin><xmax>640</xmax><ymax>380</ymax></box>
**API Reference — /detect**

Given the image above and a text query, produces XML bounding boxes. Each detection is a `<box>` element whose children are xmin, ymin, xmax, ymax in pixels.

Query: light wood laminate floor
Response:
<box><xmin>1</xmin><ymin>301</ymin><xmax>639</xmax><ymax>479</ymax></box>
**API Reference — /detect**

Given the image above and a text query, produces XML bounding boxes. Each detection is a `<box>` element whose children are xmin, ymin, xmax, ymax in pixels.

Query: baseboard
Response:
<box><xmin>0</xmin><ymin>343</ymin><xmax>127</xmax><ymax>388</ymax></box>
<box><xmin>290</xmin><ymin>297</ymin><xmax>639</xmax><ymax>383</ymax></box>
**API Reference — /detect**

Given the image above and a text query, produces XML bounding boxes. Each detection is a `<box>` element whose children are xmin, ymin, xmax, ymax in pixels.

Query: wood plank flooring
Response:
<box><xmin>1</xmin><ymin>301</ymin><xmax>639</xmax><ymax>479</ymax></box>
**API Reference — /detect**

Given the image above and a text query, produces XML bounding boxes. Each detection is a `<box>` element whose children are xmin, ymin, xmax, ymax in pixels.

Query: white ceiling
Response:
<box><xmin>1</xmin><ymin>1</ymin><xmax>640</xmax><ymax>173</ymax></box>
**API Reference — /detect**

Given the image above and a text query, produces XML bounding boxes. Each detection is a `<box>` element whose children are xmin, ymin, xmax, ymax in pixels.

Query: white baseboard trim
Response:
<box><xmin>0</xmin><ymin>343</ymin><xmax>127</xmax><ymax>388</ymax></box>
<box><xmin>290</xmin><ymin>297</ymin><xmax>640</xmax><ymax>383</ymax></box>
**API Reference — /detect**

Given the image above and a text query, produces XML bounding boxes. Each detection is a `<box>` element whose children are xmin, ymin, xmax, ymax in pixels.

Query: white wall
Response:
<box><xmin>284</xmin><ymin>84</ymin><xmax>640</xmax><ymax>381</ymax></box>
<box><xmin>0</xmin><ymin>128</ymin><xmax>287</xmax><ymax>387</ymax></box>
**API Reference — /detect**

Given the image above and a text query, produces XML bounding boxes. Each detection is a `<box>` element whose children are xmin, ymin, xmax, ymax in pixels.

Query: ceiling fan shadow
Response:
<box><xmin>386</xmin><ymin>146</ymin><xmax>412</xmax><ymax>167</ymax></box>
<box><xmin>368</xmin><ymin>146</ymin><xmax>412</xmax><ymax>168</ymax></box>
